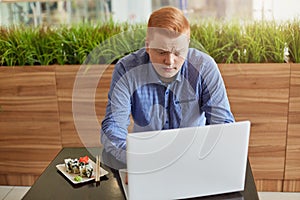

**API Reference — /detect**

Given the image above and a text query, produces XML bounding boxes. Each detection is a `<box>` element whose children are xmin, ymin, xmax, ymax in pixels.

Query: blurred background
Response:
<box><xmin>0</xmin><ymin>0</ymin><xmax>299</xmax><ymax>27</ymax></box>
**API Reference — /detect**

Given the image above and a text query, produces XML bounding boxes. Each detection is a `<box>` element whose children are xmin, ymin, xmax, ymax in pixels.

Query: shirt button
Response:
<box><xmin>165</xmin><ymin>90</ymin><xmax>169</xmax><ymax>95</ymax></box>
<box><xmin>166</xmin><ymin>121</ymin><xmax>169</xmax><ymax>124</ymax></box>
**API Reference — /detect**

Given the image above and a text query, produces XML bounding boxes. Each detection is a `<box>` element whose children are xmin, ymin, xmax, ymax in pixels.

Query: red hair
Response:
<box><xmin>147</xmin><ymin>6</ymin><xmax>190</xmax><ymax>35</ymax></box>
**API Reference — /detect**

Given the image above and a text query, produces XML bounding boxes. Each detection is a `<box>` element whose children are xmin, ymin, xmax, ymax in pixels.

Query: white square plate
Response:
<box><xmin>56</xmin><ymin>159</ymin><xmax>109</xmax><ymax>184</ymax></box>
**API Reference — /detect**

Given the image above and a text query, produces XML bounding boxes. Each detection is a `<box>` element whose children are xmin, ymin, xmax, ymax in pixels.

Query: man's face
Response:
<box><xmin>146</xmin><ymin>31</ymin><xmax>190</xmax><ymax>83</ymax></box>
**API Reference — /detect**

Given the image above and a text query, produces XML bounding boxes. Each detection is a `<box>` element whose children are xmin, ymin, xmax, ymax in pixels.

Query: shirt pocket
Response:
<box><xmin>175</xmin><ymin>98</ymin><xmax>197</xmax><ymax>104</ymax></box>
<box><xmin>174</xmin><ymin>97</ymin><xmax>200</xmax><ymax>117</ymax></box>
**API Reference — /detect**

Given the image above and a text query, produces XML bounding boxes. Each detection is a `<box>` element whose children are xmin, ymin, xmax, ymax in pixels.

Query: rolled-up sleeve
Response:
<box><xmin>101</xmin><ymin>62</ymin><xmax>131</xmax><ymax>163</ymax></box>
<box><xmin>199</xmin><ymin>57</ymin><xmax>235</xmax><ymax>124</ymax></box>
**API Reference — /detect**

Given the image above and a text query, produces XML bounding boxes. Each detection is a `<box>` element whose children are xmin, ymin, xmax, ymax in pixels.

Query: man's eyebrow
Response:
<box><xmin>152</xmin><ymin>44</ymin><xmax>187</xmax><ymax>52</ymax></box>
<box><xmin>171</xmin><ymin>46</ymin><xmax>188</xmax><ymax>53</ymax></box>
<box><xmin>154</xmin><ymin>48</ymin><xmax>164</xmax><ymax>51</ymax></box>
<box><xmin>154</xmin><ymin>48</ymin><xmax>169</xmax><ymax>52</ymax></box>
<box><xmin>176</xmin><ymin>47</ymin><xmax>187</xmax><ymax>51</ymax></box>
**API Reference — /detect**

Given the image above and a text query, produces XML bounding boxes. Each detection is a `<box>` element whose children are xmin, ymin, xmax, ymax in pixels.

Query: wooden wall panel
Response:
<box><xmin>219</xmin><ymin>64</ymin><xmax>290</xmax><ymax>182</ymax></box>
<box><xmin>0</xmin><ymin>174</ymin><xmax>39</xmax><ymax>186</ymax></box>
<box><xmin>55</xmin><ymin>65</ymin><xmax>114</xmax><ymax>147</ymax></box>
<box><xmin>0</xmin><ymin>67</ymin><xmax>62</xmax><ymax>186</ymax></box>
<box><xmin>255</xmin><ymin>180</ymin><xmax>283</xmax><ymax>192</ymax></box>
<box><xmin>284</xmin><ymin>64</ymin><xmax>300</xmax><ymax>192</ymax></box>
<box><xmin>55</xmin><ymin>65</ymin><xmax>83</xmax><ymax>147</ymax></box>
<box><xmin>283</xmin><ymin>180</ymin><xmax>300</xmax><ymax>192</ymax></box>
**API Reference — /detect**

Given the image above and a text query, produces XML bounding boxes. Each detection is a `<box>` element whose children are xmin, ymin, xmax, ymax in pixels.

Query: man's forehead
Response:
<box><xmin>148</xmin><ymin>32</ymin><xmax>189</xmax><ymax>51</ymax></box>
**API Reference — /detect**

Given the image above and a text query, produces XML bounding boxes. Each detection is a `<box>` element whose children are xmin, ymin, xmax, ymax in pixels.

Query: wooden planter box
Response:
<box><xmin>219</xmin><ymin>63</ymin><xmax>290</xmax><ymax>192</ymax></box>
<box><xmin>0</xmin><ymin>63</ymin><xmax>299</xmax><ymax>192</ymax></box>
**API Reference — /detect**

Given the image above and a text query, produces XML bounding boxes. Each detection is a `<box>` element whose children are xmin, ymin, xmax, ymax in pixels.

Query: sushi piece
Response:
<box><xmin>64</xmin><ymin>158</ymin><xmax>72</xmax><ymax>173</ymax></box>
<box><xmin>70</xmin><ymin>159</ymin><xmax>80</xmax><ymax>174</ymax></box>
<box><xmin>85</xmin><ymin>163</ymin><xmax>93</xmax><ymax>178</ymax></box>
<box><xmin>78</xmin><ymin>160</ymin><xmax>93</xmax><ymax>178</ymax></box>
<box><xmin>64</xmin><ymin>158</ymin><xmax>80</xmax><ymax>174</ymax></box>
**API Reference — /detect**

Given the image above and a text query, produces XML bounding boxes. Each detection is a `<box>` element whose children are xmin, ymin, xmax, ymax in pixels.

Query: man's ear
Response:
<box><xmin>145</xmin><ymin>39</ymin><xmax>150</xmax><ymax>53</ymax></box>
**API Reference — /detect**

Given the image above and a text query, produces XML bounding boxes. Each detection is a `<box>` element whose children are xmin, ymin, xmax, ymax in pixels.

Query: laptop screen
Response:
<box><xmin>122</xmin><ymin>121</ymin><xmax>250</xmax><ymax>200</ymax></box>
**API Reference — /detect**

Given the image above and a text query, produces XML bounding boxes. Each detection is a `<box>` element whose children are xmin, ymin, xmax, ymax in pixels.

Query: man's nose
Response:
<box><xmin>164</xmin><ymin>53</ymin><xmax>175</xmax><ymax>65</ymax></box>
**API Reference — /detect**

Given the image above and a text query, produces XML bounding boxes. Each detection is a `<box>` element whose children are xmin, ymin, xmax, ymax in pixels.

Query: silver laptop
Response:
<box><xmin>120</xmin><ymin>121</ymin><xmax>251</xmax><ymax>200</ymax></box>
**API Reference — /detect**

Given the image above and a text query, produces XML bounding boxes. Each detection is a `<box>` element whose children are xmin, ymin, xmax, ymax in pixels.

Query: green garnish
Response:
<box><xmin>74</xmin><ymin>175</ymin><xmax>83</xmax><ymax>182</ymax></box>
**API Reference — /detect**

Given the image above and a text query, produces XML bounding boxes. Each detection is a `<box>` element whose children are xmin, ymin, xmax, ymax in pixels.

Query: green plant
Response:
<box><xmin>0</xmin><ymin>19</ymin><xmax>299</xmax><ymax>66</ymax></box>
<box><xmin>190</xmin><ymin>20</ymin><xmax>290</xmax><ymax>63</ymax></box>
<box><xmin>285</xmin><ymin>19</ymin><xmax>300</xmax><ymax>63</ymax></box>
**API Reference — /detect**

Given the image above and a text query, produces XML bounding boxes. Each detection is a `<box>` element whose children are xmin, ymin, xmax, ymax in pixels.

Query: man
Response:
<box><xmin>101</xmin><ymin>6</ymin><xmax>234</xmax><ymax>165</ymax></box>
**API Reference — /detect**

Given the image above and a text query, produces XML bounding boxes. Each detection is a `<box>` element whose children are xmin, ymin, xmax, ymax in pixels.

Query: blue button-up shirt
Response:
<box><xmin>101</xmin><ymin>48</ymin><xmax>234</xmax><ymax>163</ymax></box>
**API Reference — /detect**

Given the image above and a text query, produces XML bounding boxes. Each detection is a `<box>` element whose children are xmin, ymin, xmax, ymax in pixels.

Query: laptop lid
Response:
<box><xmin>123</xmin><ymin>121</ymin><xmax>251</xmax><ymax>200</ymax></box>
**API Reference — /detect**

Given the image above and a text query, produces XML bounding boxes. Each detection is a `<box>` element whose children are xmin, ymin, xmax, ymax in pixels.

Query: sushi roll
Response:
<box><xmin>64</xmin><ymin>158</ymin><xmax>72</xmax><ymax>173</ymax></box>
<box><xmin>64</xmin><ymin>158</ymin><xmax>80</xmax><ymax>174</ymax></box>
<box><xmin>79</xmin><ymin>162</ymin><xmax>85</xmax><ymax>177</ymax></box>
<box><xmin>70</xmin><ymin>158</ymin><xmax>80</xmax><ymax>174</ymax></box>
<box><xmin>85</xmin><ymin>163</ymin><xmax>93</xmax><ymax>178</ymax></box>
